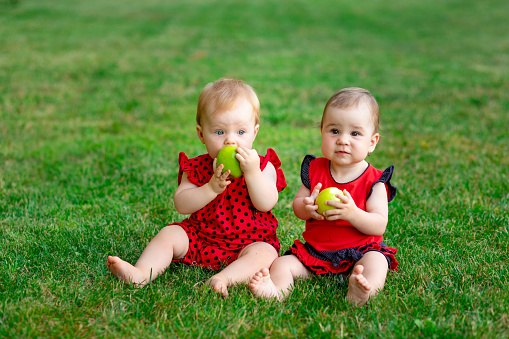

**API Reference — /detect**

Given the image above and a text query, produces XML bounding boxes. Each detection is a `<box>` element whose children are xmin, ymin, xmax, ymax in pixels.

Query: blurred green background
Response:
<box><xmin>1</xmin><ymin>0</ymin><xmax>508</xmax><ymax>337</ymax></box>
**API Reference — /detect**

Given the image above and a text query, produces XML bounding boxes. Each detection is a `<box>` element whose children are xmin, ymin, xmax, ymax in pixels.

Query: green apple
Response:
<box><xmin>217</xmin><ymin>146</ymin><xmax>243</xmax><ymax>178</ymax></box>
<box><xmin>315</xmin><ymin>187</ymin><xmax>344</xmax><ymax>215</ymax></box>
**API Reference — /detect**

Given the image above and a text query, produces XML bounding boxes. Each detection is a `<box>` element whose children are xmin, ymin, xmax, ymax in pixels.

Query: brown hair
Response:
<box><xmin>321</xmin><ymin>87</ymin><xmax>379</xmax><ymax>134</ymax></box>
<box><xmin>196</xmin><ymin>78</ymin><xmax>260</xmax><ymax>126</ymax></box>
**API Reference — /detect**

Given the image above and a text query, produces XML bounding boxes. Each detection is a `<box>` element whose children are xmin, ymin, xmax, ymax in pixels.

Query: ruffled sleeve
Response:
<box><xmin>300</xmin><ymin>154</ymin><xmax>316</xmax><ymax>189</ymax></box>
<box><xmin>178</xmin><ymin>152</ymin><xmax>213</xmax><ymax>186</ymax></box>
<box><xmin>374</xmin><ymin>165</ymin><xmax>397</xmax><ymax>202</ymax></box>
<box><xmin>260</xmin><ymin>148</ymin><xmax>287</xmax><ymax>192</ymax></box>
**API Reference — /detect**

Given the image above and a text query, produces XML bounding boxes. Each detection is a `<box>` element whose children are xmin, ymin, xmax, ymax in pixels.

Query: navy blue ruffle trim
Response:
<box><xmin>300</xmin><ymin>154</ymin><xmax>316</xmax><ymax>189</ymax></box>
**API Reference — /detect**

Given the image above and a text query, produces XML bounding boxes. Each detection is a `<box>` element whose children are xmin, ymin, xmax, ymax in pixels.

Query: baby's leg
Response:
<box><xmin>346</xmin><ymin>251</ymin><xmax>388</xmax><ymax>306</ymax></box>
<box><xmin>107</xmin><ymin>225</ymin><xmax>189</xmax><ymax>286</ymax></box>
<box><xmin>249</xmin><ymin>254</ymin><xmax>311</xmax><ymax>301</ymax></box>
<box><xmin>208</xmin><ymin>242</ymin><xmax>277</xmax><ymax>297</ymax></box>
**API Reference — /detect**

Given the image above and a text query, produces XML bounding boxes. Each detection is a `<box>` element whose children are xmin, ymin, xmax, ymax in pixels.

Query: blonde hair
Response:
<box><xmin>322</xmin><ymin>87</ymin><xmax>380</xmax><ymax>134</ymax></box>
<box><xmin>196</xmin><ymin>78</ymin><xmax>260</xmax><ymax>126</ymax></box>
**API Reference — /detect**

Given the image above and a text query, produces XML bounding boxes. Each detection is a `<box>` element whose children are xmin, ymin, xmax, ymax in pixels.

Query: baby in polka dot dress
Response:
<box><xmin>107</xmin><ymin>78</ymin><xmax>287</xmax><ymax>297</ymax></box>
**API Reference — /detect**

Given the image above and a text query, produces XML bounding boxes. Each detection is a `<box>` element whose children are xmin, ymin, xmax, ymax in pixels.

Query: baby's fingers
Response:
<box><xmin>217</xmin><ymin>166</ymin><xmax>230</xmax><ymax>180</ymax></box>
<box><xmin>303</xmin><ymin>196</ymin><xmax>315</xmax><ymax>205</ymax></box>
<box><xmin>305</xmin><ymin>204</ymin><xmax>324</xmax><ymax>220</ymax></box>
<box><xmin>213</xmin><ymin>159</ymin><xmax>223</xmax><ymax>175</ymax></box>
<box><xmin>311</xmin><ymin>211</ymin><xmax>325</xmax><ymax>220</ymax></box>
<box><xmin>341</xmin><ymin>190</ymin><xmax>353</xmax><ymax>202</ymax></box>
<box><xmin>310</xmin><ymin>183</ymin><xmax>322</xmax><ymax>200</ymax></box>
<box><xmin>220</xmin><ymin>178</ymin><xmax>232</xmax><ymax>188</ymax></box>
<box><xmin>213</xmin><ymin>159</ymin><xmax>230</xmax><ymax>179</ymax></box>
<box><xmin>324</xmin><ymin>214</ymin><xmax>341</xmax><ymax>221</ymax></box>
<box><xmin>333</xmin><ymin>190</ymin><xmax>351</xmax><ymax>205</ymax></box>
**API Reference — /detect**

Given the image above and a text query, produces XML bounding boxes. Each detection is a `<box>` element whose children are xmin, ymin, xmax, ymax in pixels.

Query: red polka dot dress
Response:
<box><xmin>171</xmin><ymin>148</ymin><xmax>287</xmax><ymax>270</ymax></box>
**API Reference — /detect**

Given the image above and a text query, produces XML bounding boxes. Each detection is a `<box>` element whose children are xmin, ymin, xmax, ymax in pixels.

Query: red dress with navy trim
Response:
<box><xmin>172</xmin><ymin>148</ymin><xmax>286</xmax><ymax>270</ymax></box>
<box><xmin>289</xmin><ymin>155</ymin><xmax>399</xmax><ymax>275</ymax></box>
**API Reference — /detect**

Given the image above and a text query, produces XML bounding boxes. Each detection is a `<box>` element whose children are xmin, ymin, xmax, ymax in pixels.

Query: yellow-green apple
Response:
<box><xmin>217</xmin><ymin>146</ymin><xmax>243</xmax><ymax>178</ymax></box>
<box><xmin>315</xmin><ymin>187</ymin><xmax>344</xmax><ymax>215</ymax></box>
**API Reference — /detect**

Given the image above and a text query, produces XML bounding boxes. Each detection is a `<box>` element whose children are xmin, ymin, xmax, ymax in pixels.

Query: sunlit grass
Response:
<box><xmin>1</xmin><ymin>0</ymin><xmax>508</xmax><ymax>337</ymax></box>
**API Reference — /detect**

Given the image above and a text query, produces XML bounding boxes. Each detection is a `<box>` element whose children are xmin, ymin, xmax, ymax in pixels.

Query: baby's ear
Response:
<box><xmin>196</xmin><ymin>125</ymin><xmax>206</xmax><ymax>144</ymax></box>
<box><xmin>369</xmin><ymin>133</ymin><xmax>380</xmax><ymax>152</ymax></box>
<box><xmin>253</xmin><ymin>124</ymin><xmax>260</xmax><ymax>138</ymax></box>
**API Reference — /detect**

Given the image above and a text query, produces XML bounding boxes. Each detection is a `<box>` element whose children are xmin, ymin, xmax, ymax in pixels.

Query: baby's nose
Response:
<box><xmin>336</xmin><ymin>135</ymin><xmax>349</xmax><ymax>144</ymax></box>
<box><xmin>224</xmin><ymin>136</ymin><xmax>237</xmax><ymax>146</ymax></box>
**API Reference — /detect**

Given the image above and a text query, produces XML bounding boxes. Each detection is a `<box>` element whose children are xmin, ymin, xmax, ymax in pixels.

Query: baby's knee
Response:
<box><xmin>243</xmin><ymin>241</ymin><xmax>278</xmax><ymax>260</ymax></box>
<box><xmin>259</xmin><ymin>242</ymin><xmax>279</xmax><ymax>260</ymax></box>
<box><xmin>160</xmin><ymin>225</ymin><xmax>188</xmax><ymax>240</ymax></box>
<box><xmin>272</xmin><ymin>254</ymin><xmax>293</xmax><ymax>267</ymax></box>
<box><xmin>271</xmin><ymin>254</ymin><xmax>306</xmax><ymax>274</ymax></box>
<box><xmin>159</xmin><ymin>225</ymin><xmax>190</xmax><ymax>257</ymax></box>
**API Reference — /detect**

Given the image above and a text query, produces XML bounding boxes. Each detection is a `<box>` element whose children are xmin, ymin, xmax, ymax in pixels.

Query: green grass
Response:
<box><xmin>1</xmin><ymin>0</ymin><xmax>508</xmax><ymax>337</ymax></box>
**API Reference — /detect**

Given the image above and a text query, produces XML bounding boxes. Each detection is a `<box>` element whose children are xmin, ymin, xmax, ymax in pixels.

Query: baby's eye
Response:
<box><xmin>238</xmin><ymin>130</ymin><xmax>245</xmax><ymax>135</ymax></box>
<box><xmin>351</xmin><ymin>131</ymin><xmax>360</xmax><ymax>136</ymax></box>
<box><xmin>331</xmin><ymin>129</ymin><xmax>339</xmax><ymax>135</ymax></box>
<box><xmin>215</xmin><ymin>130</ymin><xmax>224</xmax><ymax>135</ymax></box>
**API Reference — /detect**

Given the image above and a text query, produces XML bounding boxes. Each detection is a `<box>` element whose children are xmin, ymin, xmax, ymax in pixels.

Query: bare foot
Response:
<box><xmin>207</xmin><ymin>274</ymin><xmax>229</xmax><ymax>298</ymax></box>
<box><xmin>346</xmin><ymin>265</ymin><xmax>372</xmax><ymax>306</ymax></box>
<box><xmin>249</xmin><ymin>268</ymin><xmax>284</xmax><ymax>301</ymax></box>
<box><xmin>107</xmin><ymin>256</ymin><xmax>149</xmax><ymax>286</ymax></box>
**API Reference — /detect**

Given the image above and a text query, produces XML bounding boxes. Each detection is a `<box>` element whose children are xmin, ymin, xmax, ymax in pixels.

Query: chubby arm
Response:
<box><xmin>173</xmin><ymin>159</ymin><xmax>231</xmax><ymax>215</ymax></box>
<box><xmin>238</xmin><ymin>147</ymin><xmax>279</xmax><ymax>212</ymax></box>
<box><xmin>323</xmin><ymin>182</ymin><xmax>388</xmax><ymax>236</ymax></box>
<box><xmin>292</xmin><ymin>183</ymin><xmax>325</xmax><ymax>221</ymax></box>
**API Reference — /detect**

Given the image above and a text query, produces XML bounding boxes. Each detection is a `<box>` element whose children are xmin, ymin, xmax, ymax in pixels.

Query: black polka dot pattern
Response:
<box><xmin>172</xmin><ymin>149</ymin><xmax>287</xmax><ymax>270</ymax></box>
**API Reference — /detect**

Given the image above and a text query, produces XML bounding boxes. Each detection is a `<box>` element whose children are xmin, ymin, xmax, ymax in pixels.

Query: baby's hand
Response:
<box><xmin>322</xmin><ymin>190</ymin><xmax>358</xmax><ymax>221</ymax></box>
<box><xmin>303</xmin><ymin>183</ymin><xmax>325</xmax><ymax>220</ymax></box>
<box><xmin>208</xmin><ymin>158</ymin><xmax>231</xmax><ymax>194</ymax></box>
<box><xmin>236</xmin><ymin>147</ymin><xmax>260</xmax><ymax>176</ymax></box>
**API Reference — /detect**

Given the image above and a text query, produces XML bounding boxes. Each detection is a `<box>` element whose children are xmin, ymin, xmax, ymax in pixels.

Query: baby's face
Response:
<box><xmin>320</xmin><ymin>103</ymin><xmax>379</xmax><ymax>167</ymax></box>
<box><xmin>197</xmin><ymin>98</ymin><xmax>259</xmax><ymax>159</ymax></box>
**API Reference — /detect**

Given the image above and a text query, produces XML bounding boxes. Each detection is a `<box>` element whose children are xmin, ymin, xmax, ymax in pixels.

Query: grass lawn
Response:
<box><xmin>1</xmin><ymin>0</ymin><xmax>508</xmax><ymax>337</ymax></box>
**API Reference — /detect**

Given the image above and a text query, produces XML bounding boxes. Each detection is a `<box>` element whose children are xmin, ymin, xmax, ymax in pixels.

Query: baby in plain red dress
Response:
<box><xmin>250</xmin><ymin>87</ymin><xmax>398</xmax><ymax>306</ymax></box>
<box><xmin>107</xmin><ymin>77</ymin><xmax>286</xmax><ymax>297</ymax></box>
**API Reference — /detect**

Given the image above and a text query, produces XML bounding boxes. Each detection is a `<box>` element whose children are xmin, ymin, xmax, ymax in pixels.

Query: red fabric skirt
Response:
<box><xmin>287</xmin><ymin>240</ymin><xmax>398</xmax><ymax>275</ymax></box>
